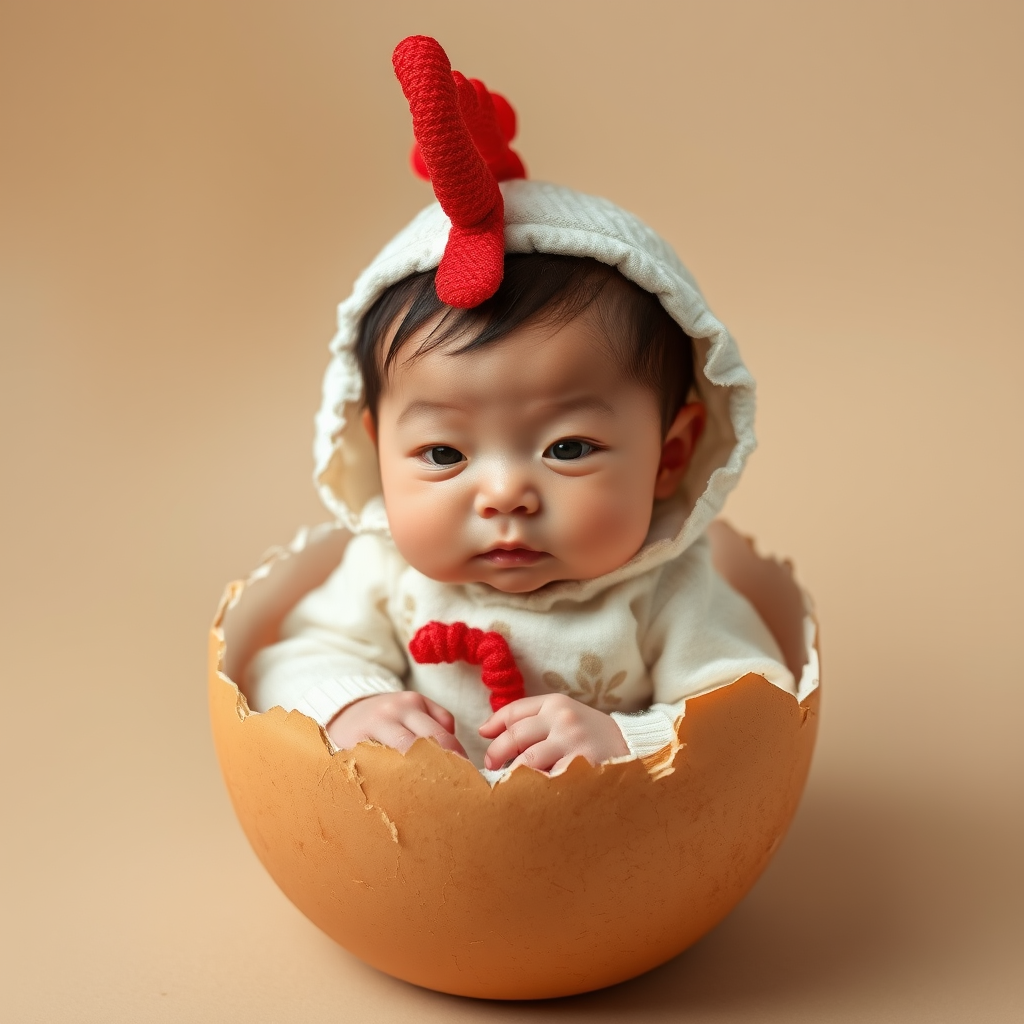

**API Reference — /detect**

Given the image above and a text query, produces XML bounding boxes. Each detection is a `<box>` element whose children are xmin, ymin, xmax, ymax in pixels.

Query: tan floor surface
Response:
<box><xmin>2</xmin><ymin>2</ymin><xmax>1021</xmax><ymax>1021</ymax></box>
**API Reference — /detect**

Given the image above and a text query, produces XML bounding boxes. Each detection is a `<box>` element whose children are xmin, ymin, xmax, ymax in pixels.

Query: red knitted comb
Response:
<box><xmin>409</xmin><ymin>621</ymin><xmax>526</xmax><ymax>712</ymax></box>
<box><xmin>392</xmin><ymin>36</ymin><xmax>526</xmax><ymax>309</ymax></box>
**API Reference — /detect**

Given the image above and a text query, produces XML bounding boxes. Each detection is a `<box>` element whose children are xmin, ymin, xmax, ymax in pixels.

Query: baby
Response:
<box><xmin>246</xmin><ymin>39</ymin><xmax>794</xmax><ymax>775</ymax></box>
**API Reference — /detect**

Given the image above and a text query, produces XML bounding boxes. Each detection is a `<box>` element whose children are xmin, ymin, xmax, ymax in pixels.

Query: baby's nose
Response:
<box><xmin>474</xmin><ymin>468</ymin><xmax>540</xmax><ymax>517</ymax></box>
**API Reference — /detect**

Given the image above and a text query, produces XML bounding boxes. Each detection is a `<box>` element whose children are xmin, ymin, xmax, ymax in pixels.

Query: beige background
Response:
<box><xmin>2</xmin><ymin>1</ymin><xmax>1021</xmax><ymax>1020</ymax></box>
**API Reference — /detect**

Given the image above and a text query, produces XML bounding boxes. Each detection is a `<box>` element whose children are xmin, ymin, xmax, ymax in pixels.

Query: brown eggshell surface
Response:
<box><xmin>209</xmin><ymin>521</ymin><xmax>820</xmax><ymax>1000</ymax></box>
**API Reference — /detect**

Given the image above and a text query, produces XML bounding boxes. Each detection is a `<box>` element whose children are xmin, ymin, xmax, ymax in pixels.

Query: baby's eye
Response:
<box><xmin>543</xmin><ymin>439</ymin><xmax>594</xmax><ymax>461</ymax></box>
<box><xmin>420</xmin><ymin>445</ymin><xmax>466</xmax><ymax>467</ymax></box>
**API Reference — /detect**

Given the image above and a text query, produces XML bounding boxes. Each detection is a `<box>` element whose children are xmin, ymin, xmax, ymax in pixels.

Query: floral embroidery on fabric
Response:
<box><xmin>401</xmin><ymin>593</ymin><xmax>416</xmax><ymax>631</ymax></box>
<box><xmin>542</xmin><ymin>653</ymin><xmax>626</xmax><ymax>708</ymax></box>
<box><xmin>391</xmin><ymin>593</ymin><xmax>417</xmax><ymax>641</ymax></box>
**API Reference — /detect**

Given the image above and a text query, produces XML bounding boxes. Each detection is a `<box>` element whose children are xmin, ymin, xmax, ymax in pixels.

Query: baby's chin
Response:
<box><xmin>474</xmin><ymin>572</ymin><xmax>564</xmax><ymax>595</ymax></box>
<box><xmin>411</xmin><ymin>559</ymin><xmax>604</xmax><ymax>595</ymax></box>
<box><xmin>442</xmin><ymin>569</ymin><xmax>563</xmax><ymax>594</ymax></box>
<box><xmin>399</xmin><ymin>555</ymin><xmax>563</xmax><ymax>594</ymax></box>
<box><xmin>402</xmin><ymin>542</ymin><xmax>649</xmax><ymax>592</ymax></box>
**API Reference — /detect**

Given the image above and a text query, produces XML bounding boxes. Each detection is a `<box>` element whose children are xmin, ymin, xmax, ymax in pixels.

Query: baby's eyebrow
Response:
<box><xmin>544</xmin><ymin>394</ymin><xmax>614</xmax><ymax>415</ymax></box>
<box><xmin>395</xmin><ymin>399</ymin><xmax>466</xmax><ymax>425</ymax></box>
<box><xmin>395</xmin><ymin>393</ymin><xmax>613</xmax><ymax>426</ymax></box>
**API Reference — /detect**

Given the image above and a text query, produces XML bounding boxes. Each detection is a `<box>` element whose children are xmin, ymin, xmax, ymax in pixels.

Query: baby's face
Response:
<box><xmin>370</xmin><ymin>313</ymin><xmax>667</xmax><ymax>594</ymax></box>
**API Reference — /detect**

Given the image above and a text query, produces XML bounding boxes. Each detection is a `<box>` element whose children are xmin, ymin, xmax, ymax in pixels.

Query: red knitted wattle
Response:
<box><xmin>392</xmin><ymin>36</ymin><xmax>526</xmax><ymax>309</ymax></box>
<box><xmin>408</xmin><ymin>621</ymin><xmax>526</xmax><ymax>712</ymax></box>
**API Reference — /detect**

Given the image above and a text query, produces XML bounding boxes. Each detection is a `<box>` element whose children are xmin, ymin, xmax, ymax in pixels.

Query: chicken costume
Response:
<box><xmin>246</xmin><ymin>37</ymin><xmax>797</xmax><ymax>774</ymax></box>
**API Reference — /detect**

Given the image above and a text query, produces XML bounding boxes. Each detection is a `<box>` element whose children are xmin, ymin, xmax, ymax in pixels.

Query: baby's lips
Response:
<box><xmin>479</xmin><ymin>547</ymin><xmax>546</xmax><ymax>566</ymax></box>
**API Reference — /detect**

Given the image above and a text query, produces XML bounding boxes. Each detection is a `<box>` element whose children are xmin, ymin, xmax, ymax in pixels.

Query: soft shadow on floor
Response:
<box><xmin>469</xmin><ymin>783</ymin><xmax>1024</xmax><ymax>1019</ymax></box>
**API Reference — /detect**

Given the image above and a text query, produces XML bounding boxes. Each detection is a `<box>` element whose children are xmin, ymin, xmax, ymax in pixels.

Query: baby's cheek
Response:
<box><xmin>557</xmin><ymin>479</ymin><xmax>652</xmax><ymax>575</ymax></box>
<box><xmin>385</xmin><ymin>480</ymin><xmax>469</xmax><ymax>574</ymax></box>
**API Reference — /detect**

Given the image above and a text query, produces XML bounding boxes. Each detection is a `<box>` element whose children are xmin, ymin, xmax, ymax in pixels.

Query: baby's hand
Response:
<box><xmin>479</xmin><ymin>694</ymin><xmax>629</xmax><ymax>774</ymax></box>
<box><xmin>326</xmin><ymin>691</ymin><xmax>468</xmax><ymax>758</ymax></box>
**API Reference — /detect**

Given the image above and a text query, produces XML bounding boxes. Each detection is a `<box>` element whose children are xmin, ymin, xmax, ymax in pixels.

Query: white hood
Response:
<box><xmin>312</xmin><ymin>179</ymin><xmax>757</xmax><ymax>609</ymax></box>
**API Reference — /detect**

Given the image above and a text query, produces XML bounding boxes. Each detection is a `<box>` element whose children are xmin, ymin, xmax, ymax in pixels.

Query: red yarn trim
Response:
<box><xmin>408</xmin><ymin>621</ymin><xmax>526</xmax><ymax>712</ymax></box>
<box><xmin>392</xmin><ymin>36</ymin><xmax>526</xmax><ymax>308</ymax></box>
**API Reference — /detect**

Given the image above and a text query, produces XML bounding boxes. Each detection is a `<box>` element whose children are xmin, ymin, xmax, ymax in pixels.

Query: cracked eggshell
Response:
<box><xmin>209</xmin><ymin>521</ymin><xmax>820</xmax><ymax>1000</ymax></box>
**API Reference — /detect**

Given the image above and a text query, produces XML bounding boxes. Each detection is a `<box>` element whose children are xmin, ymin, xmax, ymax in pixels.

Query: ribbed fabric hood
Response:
<box><xmin>312</xmin><ymin>179</ymin><xmax>757</xmax><ymax>610</ymax></box>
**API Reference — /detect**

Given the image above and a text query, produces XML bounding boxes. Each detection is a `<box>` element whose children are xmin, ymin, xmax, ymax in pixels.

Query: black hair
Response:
<box><xmin>355</xmin><ymin>253</ymin><xmax>695</xmax><ymax>434</ymax></box>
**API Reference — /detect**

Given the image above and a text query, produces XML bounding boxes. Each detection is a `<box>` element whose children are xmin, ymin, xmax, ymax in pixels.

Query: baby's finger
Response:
<box><xmin>549</xmin><ymin>753</ymin><xmax>582</xmax><ymax>776</ymax></box>
<box><xmin>478</xmin><ymin>695</ymin><xmax>549</xmax><ymax>737</ymax></box>
<box><xmin>418</xmin><ymin>696</ymin><xmax>457</xmax><ymax>734</ymax></box>
<box><xmin>483</xmin><ymin>716</ymin><xmax>551</xmax><ymax>770</ymax></box>
<box><xmin>373</xmin><ymin>720</ymin><xmax>419</xmax><ymax>754</ymax></box>
<box><xmin>508</xmin><ymin>738</ymin><xmax>566</xmax><ymax>774</ymax></box>
<box><xmin>403</xmin><ymin>709</ymin><xmax>468</xmax><ymax>757</ymax></box>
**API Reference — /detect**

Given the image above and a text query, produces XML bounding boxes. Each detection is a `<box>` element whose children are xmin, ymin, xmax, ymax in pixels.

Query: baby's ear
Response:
<box><xmin>654</xmin><ymin>402</ymin><xmax>706</xmax><ymax>500</ymax></box>
<box><xmin>361</xmin><ymin>407</ymin><xmax>378</xmax><ymax>446</ymax></box>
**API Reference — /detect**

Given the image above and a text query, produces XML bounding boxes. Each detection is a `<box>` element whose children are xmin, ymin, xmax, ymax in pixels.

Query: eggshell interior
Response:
<box><xmin>209</xmin><ymin>521</ymin><xmax>820</xmax><ymax>1000</ymax></box>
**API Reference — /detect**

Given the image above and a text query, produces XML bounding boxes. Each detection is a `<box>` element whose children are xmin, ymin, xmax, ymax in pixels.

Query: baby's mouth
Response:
<box><xmin>479</xmin><ymin>547</ymin><xmax>547</xmax><ymax>567</ymax></box>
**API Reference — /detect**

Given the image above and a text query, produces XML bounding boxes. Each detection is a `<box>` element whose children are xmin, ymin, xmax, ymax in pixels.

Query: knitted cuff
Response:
<box><xmin>610</xmin><ymin>704</ymin><xmax>680</xmax><ymax>759</ymax></box>
<box><xmin>294</xmin><ymin>676</ymin><xmax>403</xmax><ymax>729</ymax></box>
